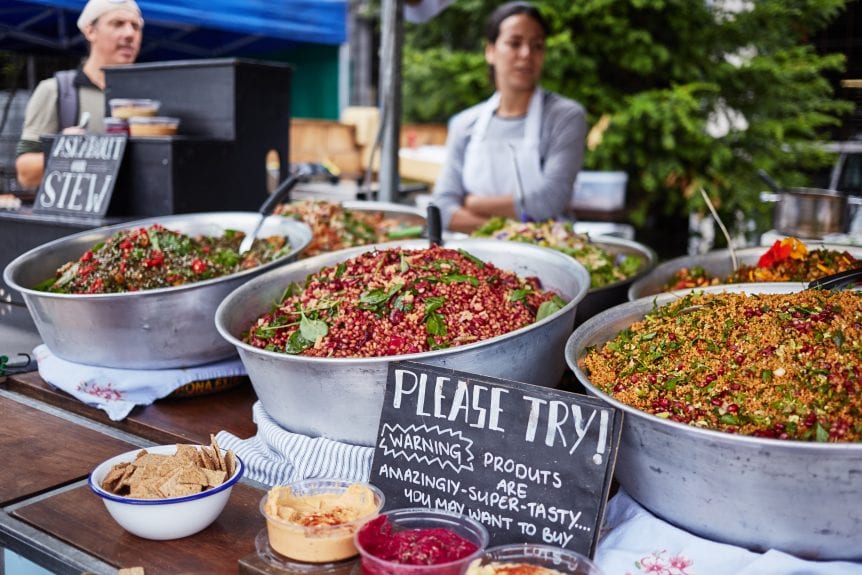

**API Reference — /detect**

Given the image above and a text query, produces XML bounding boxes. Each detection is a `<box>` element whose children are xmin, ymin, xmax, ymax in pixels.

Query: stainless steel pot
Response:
<box><xmin>627</xmin><ymin>243</ymin><xmax>862</xmax><ymax>301</ymax></box>
<box><xmin>215</xmin><ymin>239</ymin><xmax>591</xmax><ymax>446</ymax></box>
<box><xmin>3</xmin><ymin>212</ymin><xmax>312</xmax><ymax>369</ymax></box>
<box><xmin>574</xmin><ymin>235</ymin><xmax>657</xmax><ymax>326</ymax></box>
<box><xmin>566</xmin><ymin>283</ymin><xmax>862</xmax><ymax>560</ymax></box>
<box><xmin>760</xmin><ymin>188</ymin><xmax>862</xmax><ymax>239</ymax></box>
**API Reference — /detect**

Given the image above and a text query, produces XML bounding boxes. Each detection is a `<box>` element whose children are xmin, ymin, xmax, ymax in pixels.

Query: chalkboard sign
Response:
<box><xmin>369</xmin><ymin>361</ymin><xmax>623</xmax><ymax>558</ymax></box>
<box><xmin>34</xmin><ymin>134</ymin><xmax>127</xmax><ymax>217</ymax></box>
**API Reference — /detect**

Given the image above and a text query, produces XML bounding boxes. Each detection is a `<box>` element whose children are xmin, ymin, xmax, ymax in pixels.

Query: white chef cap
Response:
<box><xmin>77</xmin><ymin>0</ymin><xmax>143</xmax><ymax>33</ymax></box>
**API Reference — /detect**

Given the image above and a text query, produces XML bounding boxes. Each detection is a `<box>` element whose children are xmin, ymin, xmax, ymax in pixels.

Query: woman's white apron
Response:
<box><xmin>462</xmin><ymin>88</ymin><xmax>544</xmax><ymax>218</ymax></box>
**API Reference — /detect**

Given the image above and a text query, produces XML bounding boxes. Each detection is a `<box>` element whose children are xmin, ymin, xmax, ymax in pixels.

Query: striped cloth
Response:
<box><xmin>216</xmin><ymin>401</ymin><xmax>374</xmax><ymax>487</ymax></box>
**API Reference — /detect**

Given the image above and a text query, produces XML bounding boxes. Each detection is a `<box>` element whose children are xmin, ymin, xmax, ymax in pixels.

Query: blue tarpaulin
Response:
<box><xmin>0</xmin><ymin>0</ymin><xmax>347</xmax><ymax>59</ymax></box>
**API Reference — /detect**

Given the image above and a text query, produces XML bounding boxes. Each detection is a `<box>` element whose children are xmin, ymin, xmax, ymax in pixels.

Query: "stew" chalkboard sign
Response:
<box><xmin>369</xmin><ymin>361</ymin><xmax>623</xmax><ymax>558</ymax></box>
<box><xmin>33</xmin><ymin>134</ymin><xmax>126</xmax><ymax>217</ymax></box>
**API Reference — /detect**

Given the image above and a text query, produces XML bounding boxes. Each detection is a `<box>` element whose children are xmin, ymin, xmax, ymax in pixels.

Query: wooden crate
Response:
<box><xmin>289</xmin><ymin>118</ymin><xmax>364</xmax><ymax>179</ymax></box>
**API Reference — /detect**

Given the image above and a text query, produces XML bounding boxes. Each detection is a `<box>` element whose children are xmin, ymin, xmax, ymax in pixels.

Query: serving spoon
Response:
<box><xmin>239</xmin><ymin>165</ymin><xmax>313</xmax><ymax>254</ymax></box>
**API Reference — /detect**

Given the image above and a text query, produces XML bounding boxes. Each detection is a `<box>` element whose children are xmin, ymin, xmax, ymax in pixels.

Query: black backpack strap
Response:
<box><xmin>54</xmin><ymin>69</ymin><xmax>78</xmax><ymax>130</ymax></box>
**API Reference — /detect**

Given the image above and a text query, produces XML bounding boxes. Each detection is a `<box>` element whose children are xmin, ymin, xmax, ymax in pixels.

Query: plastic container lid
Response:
<box><xmin>127</xmin><ymin>116</ymin><xmax>180</xmax><ymax>126</ymax></box>
<box><xmin>109</xmin><ymin>98</ymin><xmax>160</xmax><ymax>107</ymax></box>
<box><xmin>261</xmin><ymin>480</ymin><xmax>385</xmax><ymax>563</ymax></box>
<box><xmin>109</xmin><ymin>99</ymin><xmax>161</xmax><ymax>119</ymax></box>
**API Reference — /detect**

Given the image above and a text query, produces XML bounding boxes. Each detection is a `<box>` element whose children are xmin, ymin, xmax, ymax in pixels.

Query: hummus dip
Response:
<box><xmin>465</xmin><ymin>561</ymin><xmax>568</xmax><ymax>575</ymax></box>
<box><xmin>263</xmin><ymin>483</ymin><xmax>380</xmax><ymax>563</ymax></box>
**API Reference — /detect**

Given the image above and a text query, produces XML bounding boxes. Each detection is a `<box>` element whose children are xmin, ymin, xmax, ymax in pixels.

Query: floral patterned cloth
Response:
<box><xmin>34</xmin><ymin>344</ymin><xmax>246</xmax><ymax>421</ymax></box>
<box><xmin>596</xmin><ymin>489</ymin><xmax>861</xmax><ymax>575</ymax></box>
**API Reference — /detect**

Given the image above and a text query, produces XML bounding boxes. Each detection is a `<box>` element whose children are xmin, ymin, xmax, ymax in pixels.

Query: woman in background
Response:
<box><xmin>431</xmin><ymin>1</ymin><xmax>588</xmax><ymax>233</ymax></box>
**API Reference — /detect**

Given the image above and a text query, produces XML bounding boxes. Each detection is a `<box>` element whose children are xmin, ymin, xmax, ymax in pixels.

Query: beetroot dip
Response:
<box><xmin>357</xmin><ymin>515</ymin><xmax>480</xmax><ymax>573</ymax></box>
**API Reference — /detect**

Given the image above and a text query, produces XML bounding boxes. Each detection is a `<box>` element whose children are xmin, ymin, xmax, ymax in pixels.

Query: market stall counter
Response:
<box><xmin>0</xmin><ymin>370</ymin><xmax>268</xmax><ymax>574</ymax></box>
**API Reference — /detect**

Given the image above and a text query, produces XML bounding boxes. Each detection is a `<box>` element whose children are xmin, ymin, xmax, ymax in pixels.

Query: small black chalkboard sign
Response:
<box><xmin>33</xmin><ymin>134</ymin><xmax>127</xmax><ymax>217</ymax></box>
<box><xmin>369</xmin><ymin>361</ymin><xmax>623</xmax><ymax>558</ymax></box>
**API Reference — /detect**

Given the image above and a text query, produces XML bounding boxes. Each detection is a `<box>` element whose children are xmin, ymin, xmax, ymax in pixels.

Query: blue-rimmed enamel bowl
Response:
<box><xmin>88</xmin><ymin>443</ymin><xmax>244</xmax><ymax>540</ymax></box>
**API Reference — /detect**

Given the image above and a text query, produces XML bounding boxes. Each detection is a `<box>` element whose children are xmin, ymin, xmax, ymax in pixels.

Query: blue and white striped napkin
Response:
<box><xmin>216</xmin><ymin>401</ymin><xmax>373</xmax><ymax>487</ymax></box>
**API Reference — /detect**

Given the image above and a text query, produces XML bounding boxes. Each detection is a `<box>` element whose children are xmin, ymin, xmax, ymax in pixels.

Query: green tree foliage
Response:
<box><xmin>401</xmin><ymin>0</ymin><xmax>853</xmax><ymax>232</ymax></box>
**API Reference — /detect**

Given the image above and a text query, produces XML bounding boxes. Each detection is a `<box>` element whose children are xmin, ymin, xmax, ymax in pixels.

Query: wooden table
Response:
<box><xmin>12</xmin><ymin>483</ymin><xmax>263</xmax><ymax>574</ymax></box>
<box><xmin>1</xmin><ymin>370</ymin><xmax>268</xmax><ymax>574</ymax></box>
<box><xmin>4</xmin><ymin>371</ymin><xmax>257</xmax><ymax>445</ymax></box>
<box><xmin>0</xmin><ymin>395</ymin><xmax>135</xmax><ymax>506</ymax></box>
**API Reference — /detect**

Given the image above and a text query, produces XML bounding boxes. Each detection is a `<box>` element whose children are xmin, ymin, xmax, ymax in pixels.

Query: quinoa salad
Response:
<box><xmin>664</xmin><ymin>237</ymin><xmax>859</xmax><ymax>291</ymax></box>
<box><xmin>582</xmin><ymin>289</ymin><xmax>862</xmax><ymax>442</ymax></box>
<box><xmin>472</xmin><ymin>218</ymin><xmax>643</xmax><ymax>289</ymax></box>
<box><xmin>244</xmin><ymin>245</ymin><xmax>566</xmax><ymax>357</ymax></box>
<box><xmin>37</xmin><ymin>224</ymin><xmax>290</xmax><ymax>294</ymax></box>
<box><xmin>274</xmin><ymin>200</ymin><xmax>423</xmax><ymax>257</ymax></box>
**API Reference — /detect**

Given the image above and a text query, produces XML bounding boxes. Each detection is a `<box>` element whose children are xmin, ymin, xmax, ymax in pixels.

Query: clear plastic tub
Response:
<box><xmin>355</xmin><ymin>507</ymin><xmax>489</xmax><ymax>575</ymax></box>
<box><xmin>571</xmin><ymin>171</ymin><xmax>628</xmax><ymax>212</ymax></box>
<box><xmin>109</xmin><ymin>98</ymin><xmax>161</xmax><ymax>119</ymax></box>
<box><xmin>128</xmin><ymin>116</ymin><xmax>180</xmax><ymax>137</ymax></box>
<box><xmin>103</xmin><ymin>117</ymin><xmax>129</xmax><ymax>135</ymax></box>
<box><xmin>261</xmin><ymin>479</ymin><xmax>384</xmax><ymax>563</ymax></box>
<box><xmin>465</xmin><ymin>543</ymin><xmax>605</xmax><ymax>575</ymax></box>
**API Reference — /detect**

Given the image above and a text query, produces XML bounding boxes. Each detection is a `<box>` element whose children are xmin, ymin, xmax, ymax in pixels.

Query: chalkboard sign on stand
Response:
<box><xmin>369</xmin><ymin>361</ymin><xmax>623</xmax><ymax>558</ymax></box>
<box><xmin>33</xmin><ymin>134</ymin><xmax>126</xmax><ymax>218</ymax></box>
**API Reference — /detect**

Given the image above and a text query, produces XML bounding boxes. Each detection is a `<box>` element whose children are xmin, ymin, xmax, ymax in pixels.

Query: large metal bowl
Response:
<box><xmin>215</xmin><ymin>238</ymin><xmax>591</xmax><ymax>446</ymax></box>
<box><xmin>3</xmin><ymin>212</ymin><xmax>312</xmax><ymax>369</ymax></box>
<box><xmin>279</xmin><ymin>199</ymin><xmax>426</xmax><ymax>257</ymax></box>
<box><xmin>566</xmin><ymin>283</ymin><xmax>862</xmax><ymax>560</ymax></box>
<box><xmin>574</xmin><ymin>235</ymin><xmax>656</xmax><ymax>325</ymax></box>
<box><xmin>340</xmin><ymin>199</ymin><xmax>425</xmax><ymax>225</ymax></box>
<box><xmin>628</xmin><ymin>243</ymin><xmax>862</xmax><ymax>300</ymax></box>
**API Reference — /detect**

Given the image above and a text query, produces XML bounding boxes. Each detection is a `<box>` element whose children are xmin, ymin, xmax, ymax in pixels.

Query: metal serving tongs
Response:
<box><xmin>427</xmin><ymin>204</ymin><xmax>443</xmax><ymax>247</ymax></box>
<box><xmin>239</xmin><ymin>164</ymin><xmax>314</xmax><ymax>254</ymax></box>
<box><xmin>807</xmin><ymin>267</ymin><xmax>862</xmax><ymax>291</ymax></box>
<box><xmin>699</xmin><ymin>187</ymin><xmax>738</xmax><ymax>272</ymax></box>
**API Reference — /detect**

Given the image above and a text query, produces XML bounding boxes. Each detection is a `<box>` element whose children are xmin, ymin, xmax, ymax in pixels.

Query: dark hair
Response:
<box><xmin>485</xmin><ymin>2</ymin><xmax>549</xmax><ymax>87</ymax></box>
<box><xmin>485</xmin><ymin>1</ymin><xmax>549</xmax><ymax>44</ymax></box>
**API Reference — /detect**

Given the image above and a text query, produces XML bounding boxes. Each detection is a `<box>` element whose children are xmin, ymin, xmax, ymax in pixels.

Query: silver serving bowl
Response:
<box><xmin>279</xmin><ymin>199</ymin><xmax>427</xmax><ymax>257</ymax></box>
<box><xmin>3</xmin><ymin>212</ymin><xmax>312</xmax><ymax>369</ymax></box>
<box><xmin>566</xmin><ymin>283</ymin><xmax>862</xmax><ymax>560</ymax></box>
<box><xmin>574</xmin><ymin>235</ymin><xmax>656</xmax><ymax>325</ymax></box>
<box><xmin>215</xmin><ymin>238</ymin><xmax>591</xmax><ymax>446</ymax></box>
<box><xmin>340</xmin><ymin>199</ymin><xmax>425</xmax><ymax>223</ymax></box>
<box><xmin>628</xmin><ymin>243</ymin><xmax>862</xmax><ymax>301</ymax></box>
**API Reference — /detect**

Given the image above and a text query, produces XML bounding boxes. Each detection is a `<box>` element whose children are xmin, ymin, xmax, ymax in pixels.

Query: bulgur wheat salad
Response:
<box><xmin>37</xmin><ymin>224</ymin><xmax>290</xmax><ymax>294</ymax></box>
<box><xmin>244</xmin><ymin>245</ymin><xmax>566</xmax><ymax>357</ymax></box>
<box><xmin>582</xmin><ymin>290</ymin><xmax>862</xmax><ymax>442</ymax></box>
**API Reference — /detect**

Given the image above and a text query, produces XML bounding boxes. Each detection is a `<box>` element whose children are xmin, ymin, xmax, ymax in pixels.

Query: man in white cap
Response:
<box><xmin>15</xmin><ymin>0</ymin><xmax>144</xmax><ymax>189</ymax></box>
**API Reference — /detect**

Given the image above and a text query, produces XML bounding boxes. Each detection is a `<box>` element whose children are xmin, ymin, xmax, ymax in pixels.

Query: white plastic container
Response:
<box><xmin>571</xmin><ymin>171</ymin><xmax>628</xmax><ymax>211</ymax></box>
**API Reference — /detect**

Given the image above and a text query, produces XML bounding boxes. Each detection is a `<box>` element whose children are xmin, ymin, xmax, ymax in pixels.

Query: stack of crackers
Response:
<box><xmin>101</xmin><ymin>435</ymin><xmax>237</xmax><ymax>499</ymax></box>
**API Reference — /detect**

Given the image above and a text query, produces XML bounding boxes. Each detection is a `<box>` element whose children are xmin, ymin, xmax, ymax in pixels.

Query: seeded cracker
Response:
<box><xmin>225</xmin><ymin>449</ymin><xmax>236</xmax><ymax>478</ymax></box>
<box><xmin>100</xmin><ymin>438</ymin><xmax>234</xmax><ymax>499</ymax></box>
<box><xmin>209</xmin><ymin>433</ymin><xmax>224</xmax><ymax>471</ymax></box>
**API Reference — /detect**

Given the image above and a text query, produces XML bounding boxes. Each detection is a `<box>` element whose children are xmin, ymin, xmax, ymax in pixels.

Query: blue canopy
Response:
<box><xmin>0</xmin><ymin>0</ymin><xmax>347</xmax><ymax>59</ymax></box>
